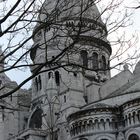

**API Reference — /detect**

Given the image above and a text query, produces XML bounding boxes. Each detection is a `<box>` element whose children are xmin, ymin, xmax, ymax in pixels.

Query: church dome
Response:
<box><xmin>59</xmin><ymin>0</ymin><xmax>105</xmax><ymax>24</ymax></box>
<box><xmin>42</xmin><ymin>0</ymin><xmax>104</xmax><ymax>23</ymax></box>
<box><xmin>35</xmin><ymin>0</ymin><xmax>108</xmax><ymax>40</ymax></box>
<box><xmin>33</xmin><ymin>0</ymin><xmax>111</xmax><ymax>55</ymax></box>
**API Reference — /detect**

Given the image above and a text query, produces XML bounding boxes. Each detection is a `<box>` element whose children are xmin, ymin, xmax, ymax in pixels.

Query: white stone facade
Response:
<box><xmin>1</xmin><ymin>0</ymin><xmax>140</xmax><ymax>140</ymax></box>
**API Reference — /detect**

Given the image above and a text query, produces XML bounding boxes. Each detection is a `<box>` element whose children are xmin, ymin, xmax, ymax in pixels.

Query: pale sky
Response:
<box><xmin>110</xmin><ymin>1</ymin><xmax>140</xmax><ymax>75</ymax></box>
<box><xmin>0</xmin><ymin>0</ymin><xmax>140</xmax><ymax>89</ymax></box>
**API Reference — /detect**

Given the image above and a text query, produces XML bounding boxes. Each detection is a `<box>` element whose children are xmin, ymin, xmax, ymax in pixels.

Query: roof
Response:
<box><xmin>82</xmin><ymin>103</ymin><xmax>115</xmax><ymax>110</ymax></box>
<box><xmin>99</xmin><ymin>69</ymin><xmax>133</xmax><ymax>99</ymax></box>
<box><xmin>103</xmin><ymin>62</ymin><xmax>140</xmax><ymax>99</ymax></box>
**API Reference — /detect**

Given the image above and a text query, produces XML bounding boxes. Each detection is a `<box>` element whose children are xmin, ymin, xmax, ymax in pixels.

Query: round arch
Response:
<box><xmin>27</xmin><ymin>107</ymin><xmax>43</xmax><ymax>129</ymax></box>
<box><xmin>92</xmin><ymin>52</ymin><xmax>98</xmax><ymax>70</ymax></box>
<box><xmin>80</xmin><ymin>50</ymin><xmax>88</xmax><ymax>68</ymax></box>
<box><xmin>95</xmin><ymin>134</ymin><xmax>115</xmax><ymax>140</ymax></box>
<box><xmin>128</xmin><ymin>134</ymin><xmax>139</xmax><ymax>140</ymax></box>
<box><xmin>125</xmin><ymin>128</ymin><xmax>140</xmax><ymax>140</ymax></box>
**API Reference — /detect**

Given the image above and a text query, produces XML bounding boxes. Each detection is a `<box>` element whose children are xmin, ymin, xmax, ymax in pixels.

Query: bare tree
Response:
<box><xmin>0</xmin><ymin>1</ymin><xmax>139</xmax><ymax>140</ymax></box>
<box><xmin>0</xmin><ymin>0</ymin><xmax>138</xmax><ymax>99</ymax></box>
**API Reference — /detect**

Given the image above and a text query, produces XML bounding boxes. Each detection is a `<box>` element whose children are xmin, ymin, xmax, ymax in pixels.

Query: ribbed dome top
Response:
<box><xmin>40</xmin><ymin>0</ymin><xmax>105</xmax><ymax>26</ymax></box>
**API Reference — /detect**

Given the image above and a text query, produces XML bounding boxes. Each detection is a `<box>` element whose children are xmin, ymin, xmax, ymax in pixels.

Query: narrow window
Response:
<box><xmin>35</xmin><ymin>77</ymin><xmax>38</xmax><ymax>91</ymax></box>
<box><xmin>38</xmin><ymin>75</ymin><xmax>42</xmax><ymax>90</ymax></box>
<box><xmin>101</xmin><ymin>55</ymin><xmax>106</xmax><ymax>70</ymax></box>
<box><xmin>48</xmin><ymin>72</ymin><xmax>53</xmax><ymax>79</ymax></box>
<box><xmin>83</xmin><ymin>95</ymin><xmax>88</xmax><ymax>103</ymax></box>
<box><xmin>29</xmin><ymin>109</ymin><xmax>43</xmax><ymax>129</ymax></box>
<box><xmin>55</xmin><ymin>71</ymin><xmax>60</xmax><ymax>86</ymax></box>
<box><xmin>73</xmin><ymin>72</ymin><xmax>77</xmax><ymax>77</ymax></box>
<box><xmin>92</xmin><ymin>52</ymin><xmax>98</xmax><ymax>70</ymax></box>
<box><xmin>80</xmin><ymin>50</ymin><xmax>88</xmax><ymax>68</ymax></box>
<box><xmin>108</xmin><ymin>60</ymin><xmax>110</xmax><ymax>69</ymax></box>
<box><xmin>64</xmin><ymin>95</ymin><xmax>66</xmax><ymax>103</ymax></box>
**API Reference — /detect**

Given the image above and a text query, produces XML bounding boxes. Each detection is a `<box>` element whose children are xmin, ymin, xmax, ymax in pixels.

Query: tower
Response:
<box><xmin>28</xmin><ymin>0</ymin><xmax>111</xmax><ymax>139</ymax></box>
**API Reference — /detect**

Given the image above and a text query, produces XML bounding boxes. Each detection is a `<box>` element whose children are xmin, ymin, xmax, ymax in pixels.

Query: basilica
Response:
<box><xmin>0</xmin><ymin>0</ymin><xmax>140</xmax><ymax>140</ymax></box>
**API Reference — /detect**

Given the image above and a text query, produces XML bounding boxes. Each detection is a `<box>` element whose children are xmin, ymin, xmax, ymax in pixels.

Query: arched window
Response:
<box><xmin>29</xmin><ymin>108</ymin><xmax>43</xmax><ymax>129</ymax></box>
<box><xmin>35</xmin><ymin>77</ymin><xmax>38</xmax><ymax>91</ymax></box>
<box><xmin>101</xmin><ymin>55</ymin><xmax>106</xmax><ymax>70</ymax></box>
<box><xmin>80</xmin><ymin>50</ymin><xmax>88</xmax><ymax>68</ymax></box>
<box><xmin>64</xmin><ymin>95</ymin><xmax>66</xmax><ymax>103</ymax></box>
<box><xmin>35</xmin><ymin>76</ymin><xmax>42</xmax><ymax>91</ymax></box>
<box><xmin>92</xmin><ymin>52</ymin><xmax>98</xmax><ymax>70</ymax></box>
<box><xmin>73</xmin><ymin>72</ymin><xmax>77</xmax><ymax>77</ymax></box>
<box><xmin>38</xmin><ymin>75</ymin><xmax>42</xmax><ymax>90</ymax></box>
<box><xmin>48</xmin><ymin>72</ymin><xmax>53</xmax><ymax>79</ymax></box>
<box><xmin>128</xmin><ymin>134</ymin><xmax>139</xmax><ymax>140</ymax></box>
<box><xmin>55</xmin><ymin>71</ymin><xmax>60</xmax><ymax>86</ymax></box>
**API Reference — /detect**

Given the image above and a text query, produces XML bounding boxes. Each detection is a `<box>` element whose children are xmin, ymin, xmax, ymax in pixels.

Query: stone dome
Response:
<box><xmin>41</xmin><ymin>0</ymin><xmax>103</xmax><ymax>20</ymax></box>
<box><xmin>36</xmin><ymin>0</ymin><xmax>108</xmax><ymax>36</ymax></box>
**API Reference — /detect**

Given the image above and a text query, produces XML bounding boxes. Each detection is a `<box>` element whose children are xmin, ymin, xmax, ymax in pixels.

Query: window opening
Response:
<box><xmin>128</xmin><ymin>134</ymin><xmax>139</xmax><ymax>140</ymax></box>
<box><xmin>101</xmin><ymin>55</ymin><xmax>106</xmax><ymax>70</ymax></box>
<box><xmin>48</xmin><ymin>72</ymin><xmax>53</xmax><ymax>79</ymax></box>
<box><xmin>73</xmin><ymin>72</ymin><xmax>77</xmax><ymax>77</ymax></box>
<box><xmin>83</xmin><ymin>95</ymin><xmax>88</xmax><ymax>103</ymax></box>
<box><xmin>92</xmin><ymin>52</ymin><xmax>98</xmax><ymax>70</ymax></box>
<box><xmin>64</xmin><ymin>95</ymin><xmax>66</xmax><ymax>103</ymax></box>
<box><xmin>38</xmin><ymin>75</ymin><xmax>42</xmax><ymax>90</ymax></box>
<box><xmin>80</xmin><ymin>50</ymin><xmax>88</xmax><ymax>68</ymax></box>
<box><xmin>55</xmin><ymin>71</ymin><xmax>60</xmax><ymax>86</ymax></box>
<box><xmin>35</xmin><ymin>77</ymin><xmax>38</xmax><ymax>91</ymax></box>
<box><xmin>29</xmin><ymin>109</ymin><xmax>43</xmax><ymax>129</ymax></box>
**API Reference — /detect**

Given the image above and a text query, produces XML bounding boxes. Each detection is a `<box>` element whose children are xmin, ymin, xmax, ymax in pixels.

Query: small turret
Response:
<box><xmin>46</xmin><ymin>72</ymin><xmax>58</xmax><ymax>100</ymax></box>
